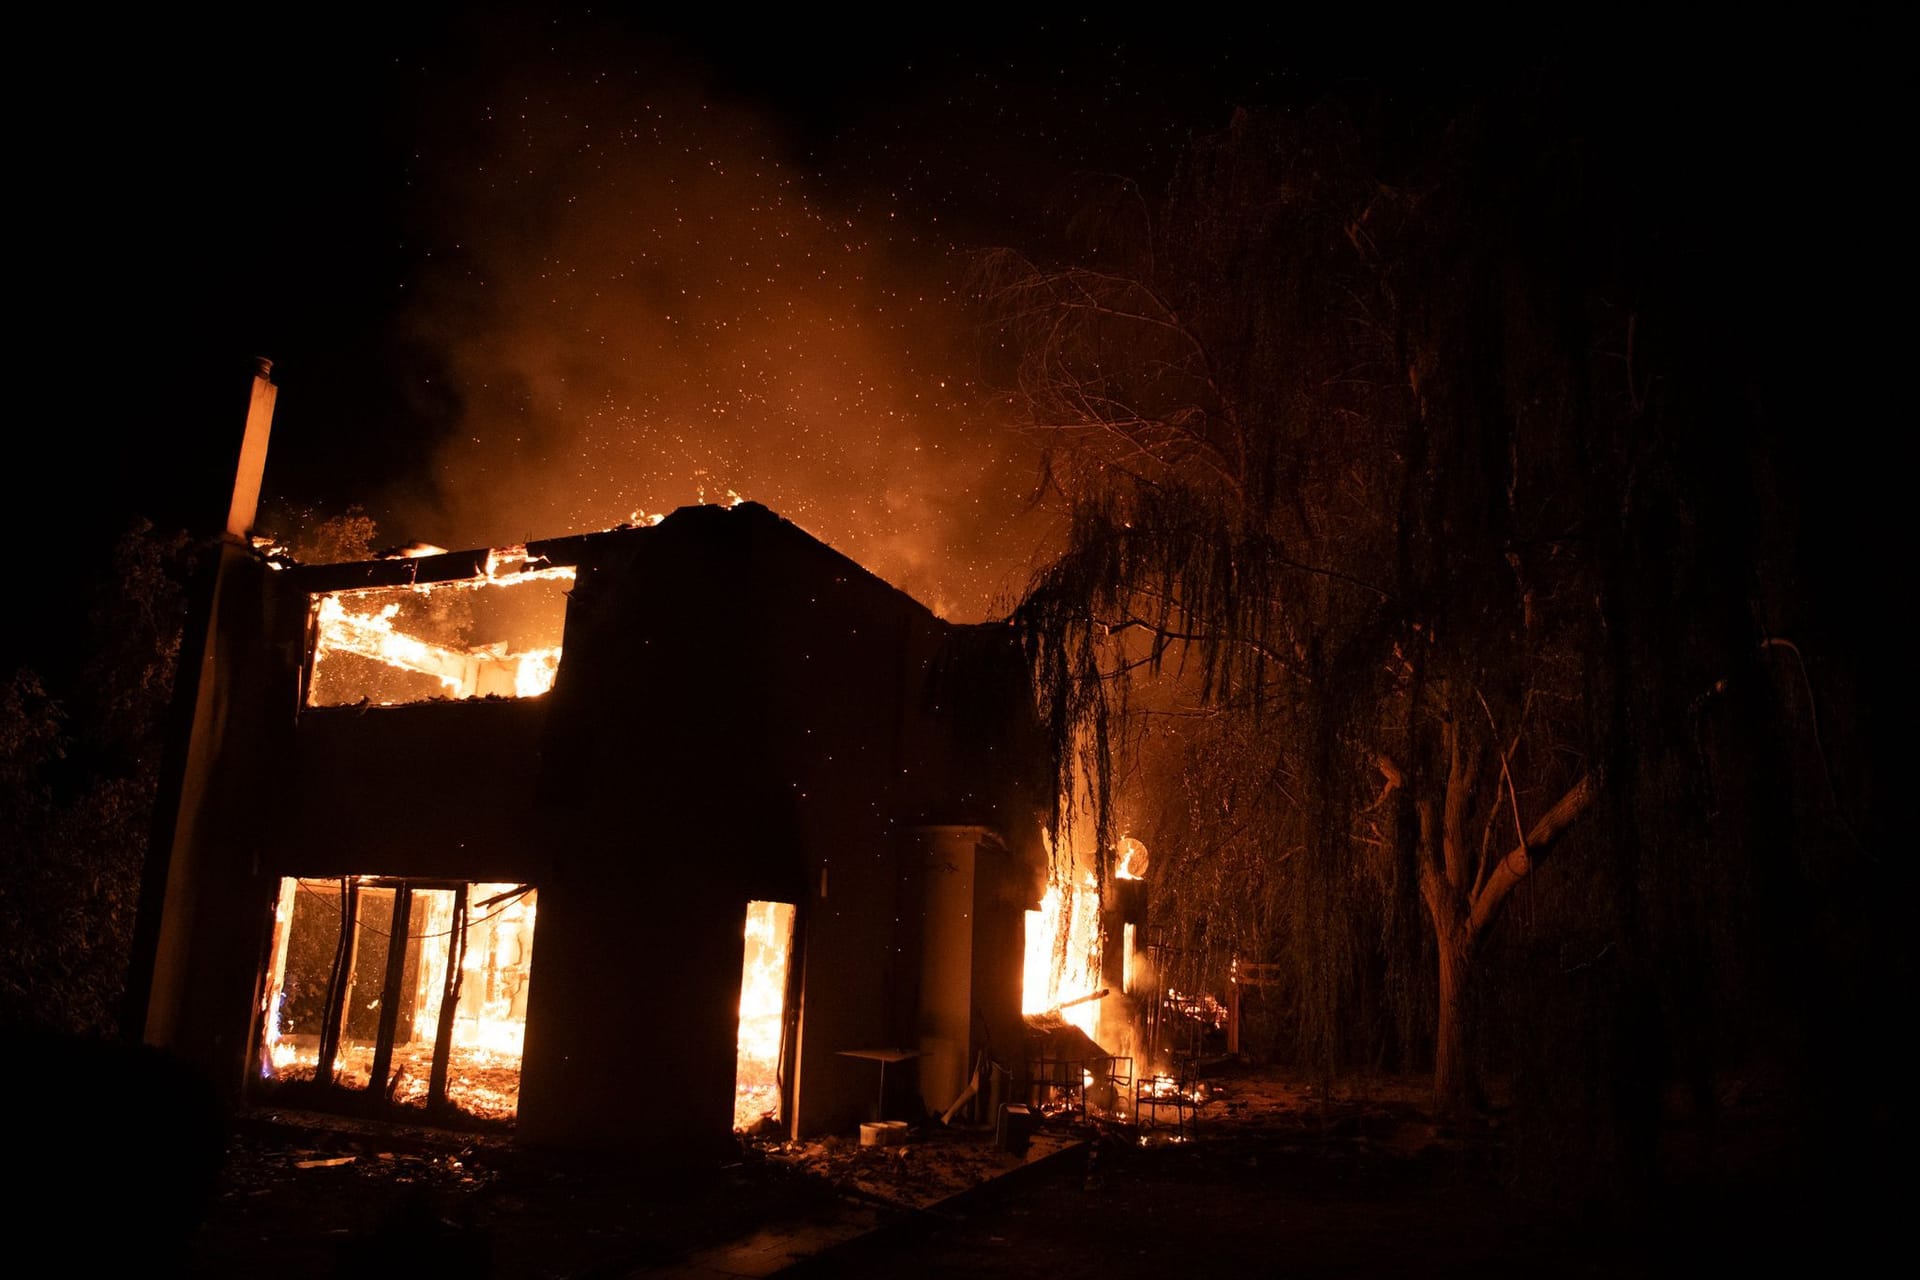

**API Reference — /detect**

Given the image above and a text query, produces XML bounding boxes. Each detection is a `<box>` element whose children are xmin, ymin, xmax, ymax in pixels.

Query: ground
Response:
<box><xmin>185</xmin><ymin>1062</ymin><xmax>1867</xmax><ymax>1278</ymax></box>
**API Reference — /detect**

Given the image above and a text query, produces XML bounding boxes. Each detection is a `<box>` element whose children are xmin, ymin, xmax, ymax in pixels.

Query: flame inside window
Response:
<box><xmin>1023</xmin><ymin>878</ymin><xmax>1103</xmax><ymax>1037</ymax></box>
<box><xmin>306</xmin><ymin>557</ymin><xmax>574</xmax><ymax>708</ymax></box>
<box><xmin>258</xmin><ymin>877</ymin><xmax>538</xmax><ymax>1125</ymax></box>
<box><xmin>734</xmin><ymin>900</ymin><xmax>795</xmax><ymax>1134</ymax></box>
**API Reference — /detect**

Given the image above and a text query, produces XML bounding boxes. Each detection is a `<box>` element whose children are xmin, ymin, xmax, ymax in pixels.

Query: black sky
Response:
<box><xmin>9</xmin><ymin>12</ymin><xmax>1892</xmax><ymax>686</ymax></box>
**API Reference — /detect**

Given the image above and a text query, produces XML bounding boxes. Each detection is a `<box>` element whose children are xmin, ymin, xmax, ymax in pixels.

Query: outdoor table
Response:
<box><xmin>836</xmin><ymin>1048</ymin><xmax>920</xmax><ymax>1120</ymax></box>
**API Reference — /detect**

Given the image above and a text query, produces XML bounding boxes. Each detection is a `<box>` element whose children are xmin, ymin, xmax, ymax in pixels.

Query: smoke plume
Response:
<box><xmin>369</xmin><ymin>32</ymin><xmax>1050</xmax><ymax>620</ymax></box>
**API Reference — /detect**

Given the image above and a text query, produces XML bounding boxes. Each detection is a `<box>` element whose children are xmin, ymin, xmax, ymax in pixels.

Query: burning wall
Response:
<box><xmin>138</xmin><ymin>503</ymin><xmax>1049</xmax><ymax>1155</ymax></box>
<box><xmin>1018</xmin><ymin>828</ymin><xmax>1164</xmax><ymax>1117</ymax></box>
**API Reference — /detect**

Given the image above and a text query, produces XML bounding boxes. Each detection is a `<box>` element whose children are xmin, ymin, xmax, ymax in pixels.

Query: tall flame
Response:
<box><xmin>1023</xmin><ymin>876</ymin><xmax>1103</xmax><ymax>1037</ymax></box>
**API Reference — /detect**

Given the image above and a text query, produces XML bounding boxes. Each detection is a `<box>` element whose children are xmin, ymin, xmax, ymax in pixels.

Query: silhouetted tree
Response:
<box><xmin>0</xmin><ymin>521</ymin><xmax>198</xmax><ymax>1035</ymax></box>
<box><xmin>990</xmin><ymin>77</ymin><xmax>1853</xmax><ymax>1188</ymax></box>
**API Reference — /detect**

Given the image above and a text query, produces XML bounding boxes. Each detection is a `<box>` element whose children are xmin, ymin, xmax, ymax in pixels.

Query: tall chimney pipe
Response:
<box><xmin>224</xmin><ymin>356</ymin><xmax>277</xmax><ymax>539</ymax></box>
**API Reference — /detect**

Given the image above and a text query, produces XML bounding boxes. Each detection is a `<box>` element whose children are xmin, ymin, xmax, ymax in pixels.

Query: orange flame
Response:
<box><xmin>308</xmin><ymin>554</ymin><xmax>574</xmax><ymax>707</ymax></box>
<box><xmin>257</xmin><ymin>878</ymin><xmax>538</xmax><ymax>1124</ymax></box>
<box><xmin>1023</xmin><ymin>877</ymin><xmax>1103</xmax><ymax>1038</ymax></box>
<box><xmin>734</xmin><ymin>900</ymin><xmax>795</xmax><ymax>1132</ymax></box>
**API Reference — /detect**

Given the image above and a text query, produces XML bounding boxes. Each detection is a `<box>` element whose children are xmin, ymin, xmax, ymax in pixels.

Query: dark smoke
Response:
<box><xmin>359</xmin><ymin>28</ymin><xmax>1053</xmax><ymax>620</ymax></box>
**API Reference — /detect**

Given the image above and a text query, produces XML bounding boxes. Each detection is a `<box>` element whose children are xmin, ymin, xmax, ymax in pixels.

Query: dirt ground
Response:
<box><xmin>184</xmin><ymin>1062</ymin><xmax>1877</xmax><ymax>1278</ymax></box>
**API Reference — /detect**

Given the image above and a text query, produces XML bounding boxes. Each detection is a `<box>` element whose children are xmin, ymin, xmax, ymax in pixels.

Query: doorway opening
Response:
<box><xmin>734</xmin><ymin>900</ymin><xmax>796</xmax><ymax>1134</ymax></box>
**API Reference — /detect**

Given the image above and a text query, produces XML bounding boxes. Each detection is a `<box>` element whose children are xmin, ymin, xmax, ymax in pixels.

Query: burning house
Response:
<box><xmin>128</xmin><ymin>368</ymin><xmax>1053</xmax><ymax>1157</ymax></box>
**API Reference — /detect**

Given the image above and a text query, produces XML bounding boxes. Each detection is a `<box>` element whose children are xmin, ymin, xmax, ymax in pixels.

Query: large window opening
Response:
<box><xmin>258</xmin><ymin>877</ymin><xmax>538</xmax><ymax>1125</ymax></box>
<box><xmin>306</xmin><ymin>551</ymin><xmax>573</xmax><ymax>708</ymax></box>
<box><xmin>734</xmin><ymin>900</ymin><xmax>796</xmax><ymax>1134</ymax></box>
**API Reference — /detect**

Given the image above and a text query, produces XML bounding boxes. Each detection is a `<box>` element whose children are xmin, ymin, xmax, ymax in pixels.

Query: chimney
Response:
<box><xmin>224</xmin><ymin>356</ymin><xmax>277</xmax><ymax>539</ymax></box>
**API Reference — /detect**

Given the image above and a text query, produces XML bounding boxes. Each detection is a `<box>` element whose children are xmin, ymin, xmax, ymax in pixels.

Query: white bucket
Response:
<box><xmin>859</xmin><ymin>1120</ymin><xmax>910</xmax><ymax>1147</ymax></box>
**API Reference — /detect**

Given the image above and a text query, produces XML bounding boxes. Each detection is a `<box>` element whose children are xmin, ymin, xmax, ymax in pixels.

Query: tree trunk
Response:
<box><xmin>1433</xmin><ymin>925</ymin><xmax>1474</xmax><ymax>1121</ymax></box>
<box><xmin>1427</xmin><ymin>770</ymin><xmax>1595</xmax><ymax>1120</ymax></box>
<box><xmin>1422</xmin><ymin>720</ymin><xmax>1482</xmax><ymax>1123</ymax></box>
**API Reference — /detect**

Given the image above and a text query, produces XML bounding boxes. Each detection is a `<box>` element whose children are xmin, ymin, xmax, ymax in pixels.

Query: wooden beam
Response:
<box><xmin>314</xmin><ymin>879</ymin><xmax>357</xmax><ymax>1089</ymax></box>
<box><xmin>428</xmin><ymin>885</ymin><xmax>468</xmax><ymax>1108</ymax></box>
<box><xmin>367</xmin><ymin>885</ymin><xmax>413</xmax><ymax>1107</ymax></box>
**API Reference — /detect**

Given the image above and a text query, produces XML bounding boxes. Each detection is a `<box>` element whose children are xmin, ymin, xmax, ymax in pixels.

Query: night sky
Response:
<box><xmin>9</xmin><ymin>14</ymin><xmax>1888</xmax><ymax>687</ymax></box>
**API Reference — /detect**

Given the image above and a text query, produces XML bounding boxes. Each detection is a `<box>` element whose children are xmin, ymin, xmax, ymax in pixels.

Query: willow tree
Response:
<box><xmin>992</xmin><ymin>100</ymin><xmax>1633</xmax><ymax>1115</ymax></box>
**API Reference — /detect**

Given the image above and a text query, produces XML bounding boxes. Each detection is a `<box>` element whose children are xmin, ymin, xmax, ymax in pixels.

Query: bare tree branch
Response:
<box><xmin>1467</xmin><ymin>772</ymin><xmax>1600</xmax><ymax>939</ymax></box>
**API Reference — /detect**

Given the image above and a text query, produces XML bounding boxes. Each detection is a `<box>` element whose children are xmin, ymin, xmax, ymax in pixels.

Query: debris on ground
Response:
<box><xmin>193</xmin><ymin>1066</ymin><xmax>1460</xmax><ymax>1276</ymax></box>
<box><xmin>758</xmin><ymin>1121</ymin><xmax>1072</xmax><ymax>1210</ymax></box>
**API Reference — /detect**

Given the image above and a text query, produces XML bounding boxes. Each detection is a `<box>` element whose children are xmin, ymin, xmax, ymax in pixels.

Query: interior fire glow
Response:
<box><xmin>734</xmin><ymin>900</ymin><xmax>795</xmax><ymax>1133</ymax></box>
<box><xmin>258</xmin><ymin>877</ymin><xmax>539</xmax><ymax>1123</ymax></box>
<box><xmin>306</xmin><ymin>552</ymin><xmax>574</xmax><ymax>708</ymax></box>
